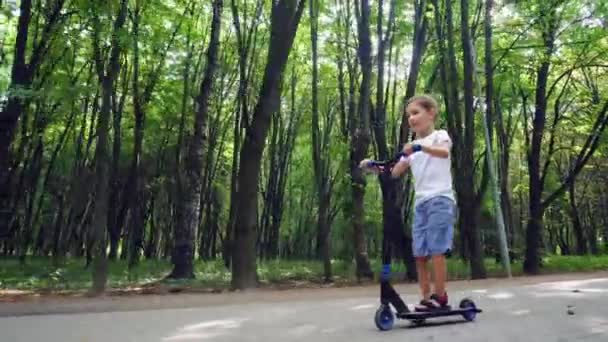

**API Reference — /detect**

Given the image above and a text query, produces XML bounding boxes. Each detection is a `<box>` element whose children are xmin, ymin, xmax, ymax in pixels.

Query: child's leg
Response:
<box><xmin>431</xmin><ymin>254</ymin><xmax>447</xmax><ymax>296</ymax></box>
<box><xmin>416</xmin><ymin>257</ymin><xmax>431</xmax><ymax>300</ymax></box>
<box><xmin>426</xmin><ymin>196</ymin><xmax>455</xmax><ymax>307</ymax></box>
<box><xmin>412</xmin><ymin>201</ymin><xmax>428</xmax><ymax>299</ymax></box>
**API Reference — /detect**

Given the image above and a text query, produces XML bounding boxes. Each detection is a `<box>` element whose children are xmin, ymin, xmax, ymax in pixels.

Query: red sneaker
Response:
<box><xmin>414</xmin><ymin>293</ymin><xmax>450</xmax><ymax>312</ymax></box>
<box><xmin>431</xmin><ymin>293</ymin><xmax>449</xmax><ymax>307</ymax></box>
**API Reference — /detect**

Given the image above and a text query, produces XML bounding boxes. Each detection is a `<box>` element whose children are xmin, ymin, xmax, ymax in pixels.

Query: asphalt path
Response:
<box><xmin>1</xmin><ymin>272</ymin><xmax>607</xmax><ymax>341</ymax></box>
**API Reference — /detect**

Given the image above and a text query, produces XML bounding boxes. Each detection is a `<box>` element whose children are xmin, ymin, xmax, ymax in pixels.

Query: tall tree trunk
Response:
<box><xmin>174</xmin><ymin>20</ymin><xmax>194</xmax><ymax>267</ymax></box>
<box><xmin>224</xmin><ymin>108</ymin><xmax>241</xmax><ymax>267</ymax></box>
<box><xmin>34</xmin><ymin>73</ymin><xmax>82</xmax><ymax>257</ymax></box>
<box><xmin>19</xmin><ymin>135</ymin><xmax>43</xmax><ymax>261</ymax></box>
<box><xmin>349</xmin><ymin>0</ymin><xmax>374</xmax><ymax>280</ymax></box>
<box><xmin>224</xmin><ymin>0</ymin><xmax>263</xmax><ymax>269</ymax></box>
<box><xmin>403</xmin><ymin>0</ymin><xmax>428</xmax><ymax>103</ymax></box>
<box><xmin>90</xmin><ymin>0</ymin><xmax>129</xmax><ymax>294</ymax></box>
<box><xmin>231</xmin><ymin>0</ymin><xmax>306</xmax><ymax>289</ymax></box>
<box><xmin>0</xmin><ymin>0</ymin><xmax>66</xmax><ymax>238</ymax></box>
<box><xmin>495</xmin><ymin>97</ymin><xmax>515</xmax><ymax>245</ymax></box>
<box><xmin>460</xmin><ymin>0</ymin><xmax>486</xmax><ymax>279</ymax></box>
<box><xmin>51</xmin><ymin>193</ymin><xmax>66</xmax><ymax>257</ymax></box>
<box><xmin>524</xmin><ymin>4</ymin><xmax>558</xmax><ymax>274</ymax></box>
<box><xmin>310</xmin><ymin>0</ymin><xmax>333</xmax><ymax>281</ymax></box>
<box><xmin>128</xmin><ymin>0</ymin><xmax>185</xmax><ymax>267</ymax></box>
<box><xmin>145</xmin><ymin>195</ymin><xmax>158</xmax><ymax>259</ymax></box>
<box><xmin>169</xmin><ymin>0</ymin><xmax>223</xmax><ymax>279</ymax></box>
<box><xmin>108</xmin><ymin>63</ymin><xmax>129</xmax><ymax>261</ymax></box>
<box><xmin>484</xmin><ymin>0</ymin><xmax>494</xmax><ymax>143</ymax></box>
<box><xmin>433</xmin><ymin>0</ymin><xmax>464</xmax><ymax>258</ymax></box>
<box><xmin>432</xmin><ymin>0</ymin><xmax>462</xmax><ymax>260</ymax></box>
<box><xmin>0</xmin><ymin>0</ymin><xmax>32</xmax><ymax>238</ymax></box>
<box><xmin>260</xmin><ymin>89</ymin><xmax>299</xmax><ymax>260</ymax></box>
<box><xmin>128</xmin><ymin>0</ymin><xmax>146</xmax><ymax>268</ymax></box>
<box><xmin>394</xmin><ymin>0</ymin><xmax>425</xmax><ymax>281</ymax></box>
<box><xmin>584</xmin><ymin>199</ymin><xmax>598</xmax><ymax>255</ymax></box>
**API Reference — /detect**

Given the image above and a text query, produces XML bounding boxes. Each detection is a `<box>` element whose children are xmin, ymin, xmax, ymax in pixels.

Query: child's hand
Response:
<box><xmin>360</xmin><ymin>159</ymin><xmax>382</xmax><ymax>174</ymax></box>
<box><xmin>403</xmin><ymin>143</ymin><xmax>414</xmax><ymax>155</ymax></box>
<box><xmin>359</xmin><ymin>159</ymin><xmax>372</xmax><ymax>169</ymax></box>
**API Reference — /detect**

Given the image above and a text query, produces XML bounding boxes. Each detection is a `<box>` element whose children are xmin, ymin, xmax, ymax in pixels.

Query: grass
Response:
<box><xmin>0</xmin><ymin>255</ymin><xmax>607</xmax><ymax>294</ymax></box>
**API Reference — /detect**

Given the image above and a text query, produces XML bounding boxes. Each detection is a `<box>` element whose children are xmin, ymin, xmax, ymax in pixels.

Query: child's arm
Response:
<box><xmin>421</xmin><ymin>144</ymin><xmax>449</xmax><ymax>158</ymax></box>
<box><xmin>390</xmin><ymin>158</ymin><xmax>410</xmax><ymax>178</ymax></box>
<box><xmin>403</xmin><ymin>143</ymin><xmax>449</xmax><ymax>158</ymax></box>
<box><xmin>403</xmin><ymin>131</ymin><xmax>452</xmax><ymax>159</ymax></box>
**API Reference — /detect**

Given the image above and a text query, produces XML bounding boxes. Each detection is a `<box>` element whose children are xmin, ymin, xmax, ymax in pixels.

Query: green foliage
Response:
<box><xmin>1</xmin><ymin>0</ymin><xmax>607</xmax><ymax>288</ymax></box>
<box><xmin>4</xmin><ymin>255</ymin><xmax>608</xmax><ymax>293</ymax></box>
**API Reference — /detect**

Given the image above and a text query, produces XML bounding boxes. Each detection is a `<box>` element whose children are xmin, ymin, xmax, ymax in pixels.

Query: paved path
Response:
<box><xmin>2</xmin><ymin>272</ymin><xmax>608</xmax><ymax>341</ymax></box>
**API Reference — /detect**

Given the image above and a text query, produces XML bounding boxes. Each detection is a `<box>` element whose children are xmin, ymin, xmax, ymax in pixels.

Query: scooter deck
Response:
<box><xmin>397</xmin><ymin>306</ymin><xmax>482</xmax><ymax>320</ymax></box>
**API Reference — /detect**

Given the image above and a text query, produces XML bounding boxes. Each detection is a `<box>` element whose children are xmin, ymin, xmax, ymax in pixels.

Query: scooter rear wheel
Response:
<box><xmin>459</xmin><ymin>298</ymin><xmax>477</xmax><ymax>322</ymax></box>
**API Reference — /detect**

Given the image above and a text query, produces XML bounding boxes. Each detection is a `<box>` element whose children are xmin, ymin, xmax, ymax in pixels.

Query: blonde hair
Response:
<box><xmin>406</xmin><ymin>94</ymin><xmax>439</xmax><ymax>115</ymax></box>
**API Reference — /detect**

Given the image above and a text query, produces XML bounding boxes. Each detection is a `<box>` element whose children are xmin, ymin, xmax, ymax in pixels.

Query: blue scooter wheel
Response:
<box><xmin>374</xmin><ymin>305</ymin><xmax>395</xmax><ymax>331</ymax></box>
<box><xmin>459</xmin><ymin>298</ymin><xmax>477</xmax><ymax>322</ymax></box>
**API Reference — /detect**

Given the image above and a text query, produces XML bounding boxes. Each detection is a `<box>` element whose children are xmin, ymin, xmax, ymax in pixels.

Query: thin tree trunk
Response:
<box><xmin>585</xmin><ymin>199</ymin><xmax>598</xmax><ymax>255</ymax></box>
<box><xmin>495</xmin><ymin>96</ymin><xmax>515</xmax><ymax>245</ymax></box>
<box><xmin>460</xmin><ymin>0</ymin><xmax>486</xmax><ymax>279</ymax></box>
<box><xmin>173</xmin><ymin>19</ymin><xmax>194</xmax><ymax>266</ymax></box>
<box><xmin>90</xmin><ymin>0</ymin><xmax>129</xmax><ymax>294</ymax></box>
<box><xmin>1</xmin><ymin>0</ymin><xmax>68</xmax><ymax>237</ymax></box>
<box><xmin>524</xmin><ymin>4</ymin><xmax>557</xmax><ymax>274</ymax></box>
<box><xmin>108</xmin><ymin>63</ymin><xmax>129</xmax><ymax>261</ymax></box>
<box><xmin>231</xmin><ymin>0</ymin><xmax>306</xmax><ymax>289</ymax></box>
<box><xmin>349</xmin><ymin>0</ymin><xmax>374</xmax><ymax>280</ymax></box>
<box><xmin>309</xmin><ymin>0</ymin><xmax>333</xmax><ymax>281</ymax></box>
<box><xmin>395</xmin><ymin>0</ymin><xmax>424</xmax><ymax>281</ymax></box>
<box><xmin>128</xmin><ymin>0</ymin><xmax>146</xmax><ymax>268</ymax></box>
<box><xmin>224</xmin><ymin>0</ymin><xmax>264</xmax><ymax>268</ymax></box>
<box><xmin>432</xmin><ymin>0</ymin><xmax>464</xmax><ymax>260</ymax></box>
<box><xmin>568</xmin><ymin>179</ymin><xmax>587</xmax><ymax>255</ymax></box>
<box><xmin>19</xmin><ymin>135</ymin><xmax>43</xmax><ymax>261</ymax></box>
<box><xmin>169</xmin><ymin>0</ymin><xmax>223</xmax><ymax>279</ymax></box>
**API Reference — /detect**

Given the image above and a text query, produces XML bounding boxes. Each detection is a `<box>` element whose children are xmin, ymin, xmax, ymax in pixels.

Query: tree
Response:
<box><xmin>310</xmin><ymin>0</ymin><xmax>339</xmax><ymax>282</ymax></box>
<box><xmin>260</xmin><ymin>67</ymin><xmax>301</xmax><ymax>260</ymax></box>
<box><xmin>169</xmin><ymin>0</ymin><xmax>224</xmax><ymax>279</ymax></box>
<box><xmin>347</xmin><ymin>0</ymin><xmax>374</xmax><ymax>280</ymax></box>
<box><xmin>522</xmin><ymin>0</ymin><xmax>608</xmax><ymax>273</ymax></box>
<box><xmin>231</xmin><ymin>0</ymin><xmax>306</xmax><ymax>289</ymax></box>
<box><xmin>431</xmin><ymin>0</ymin><xmax>488</xmax><ymax>277</ymax></box>
<box><xmin>459</xmin><ymin>0</ymin><xmax>488</xmax><ymax>278</ymax></box>
<box><xmin>0</xmin><ymin>0</ymin><xmax>67</xmax><ymax>239</ymax></box>
<box><xmin>224</xmin><ymin>0</ymin><xmax>264</xmax><ymax>268</ymax></box>
<box><xmin>362</xmin><ymin>0</ymin><xmax>419</xmax><ymax>282</ymax></box>
<box><xmin>90</xmin><ymin>0</ymin><xmax>129</xmax><ymax>294</ymax></box>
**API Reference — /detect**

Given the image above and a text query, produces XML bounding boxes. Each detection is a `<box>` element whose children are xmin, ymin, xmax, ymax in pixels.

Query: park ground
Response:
<box><xmin>1</xmin><ymin>271</ymin><xmax>608</xmax><ymax>341</ymax></box>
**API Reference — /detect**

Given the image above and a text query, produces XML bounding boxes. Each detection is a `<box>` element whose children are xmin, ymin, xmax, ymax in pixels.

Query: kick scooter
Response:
<box><xmin>361</xmin><ymin>152</ymin><xmax>482</xmax><ymax>331</ymax></box>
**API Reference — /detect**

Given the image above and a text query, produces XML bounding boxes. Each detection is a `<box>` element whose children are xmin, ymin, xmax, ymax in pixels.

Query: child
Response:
<box><xmin>361</xmin><ymin>94</ymin><xmax>455</xmax><ymax>311</ymax></box>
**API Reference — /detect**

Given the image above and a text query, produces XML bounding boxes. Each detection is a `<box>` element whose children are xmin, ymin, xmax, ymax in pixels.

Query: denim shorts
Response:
<box><xmin>412</xmin><ymin>196</ymin><xmax>455</xmax><ymax>257</ymax></box>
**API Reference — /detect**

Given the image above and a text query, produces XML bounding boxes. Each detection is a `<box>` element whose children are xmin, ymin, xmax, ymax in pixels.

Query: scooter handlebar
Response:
<box><xmin>364</xmin><ymin>151</ymin><xmax>407</xmax><ymax>168</ymax></box>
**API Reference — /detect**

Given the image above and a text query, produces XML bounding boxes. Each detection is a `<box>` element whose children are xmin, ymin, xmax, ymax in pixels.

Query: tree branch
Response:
<box><xmin>542</xmin><ymin>100</ymin><xmax>608</xmax><ymax>208</ymax></box>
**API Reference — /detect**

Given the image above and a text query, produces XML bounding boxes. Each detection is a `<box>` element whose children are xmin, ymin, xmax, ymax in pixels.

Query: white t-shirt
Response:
<box><xmin>401</xmin><ymin>129</ymin><xmax>455</xmax><ymax>206</ymax></box>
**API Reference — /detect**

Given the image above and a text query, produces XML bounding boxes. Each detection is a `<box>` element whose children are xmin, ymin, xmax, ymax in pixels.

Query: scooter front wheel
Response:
<box><xmin>374</xmin><ymin>305</ymin><xmax>395</xmax><ymax>331</ymax></box>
